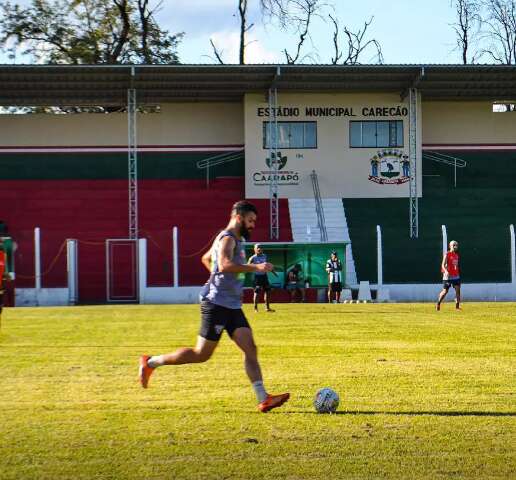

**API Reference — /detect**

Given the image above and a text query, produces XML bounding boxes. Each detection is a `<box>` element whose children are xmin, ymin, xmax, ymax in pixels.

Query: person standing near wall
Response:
<box><xmin>436</xmin><ymin>240</ymin><xmax>461</xmax><ymax>311</ymax></box>
<box><xmin>326</xmin><ymin>251</ymin><xmax>343</xmax><ymax>303</ymax></box>
<box><xmin>248</xmin><ymin>244</ymin><xmax>274</xmax><ymax>312</ymax></box>
<box><xmin>285</xmin><ymin>263</ymin><xmax>305</xmax><ymax>302</ymax></box>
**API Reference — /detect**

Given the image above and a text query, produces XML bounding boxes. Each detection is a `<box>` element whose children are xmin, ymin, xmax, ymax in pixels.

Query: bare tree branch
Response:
<box><xmin>330</xmin><ymin>16</ymin><xmax>383</xmax><ymax>65</ymax></box>
<box><xmin>480</xmin><ymin>0</ymin><xmax>516</xmax><ymax>64</ymax></box>
<box><xmin>260</xmin><ymin>0</ymin><xmax>290</xmax><ymax>27</ymax></box>
<box><xmin>138</xmin><ymin>0</ymin><xmax>151</xmax><ymax>63</ymax></box>
<box><xmin>209</xmin><ymin>38</ymin><xmax>224</xmax><ymax>64</ymax></box>
<box><xmin>450</xmin><ymin>0</ymin><xmax>482</xmax><ymax>63</ymax></box>
<box><xmin>329</xmin><ymin>13</ymin><xmax>341</xmax><ymax>64</ymax></box>
<box><xmin>111</xmin><ymin>0</ymin><xmax>131</xmax><ymax>63</ymax></box>
<box><xmin>238</xmin><ymin>0</ymin><xmax>252</xmax><ymax>64</ymax></box>
<box><xmin>283</xmin><ymin>0</ymin><xmax>318</xmax><ymax>64</ymax></box>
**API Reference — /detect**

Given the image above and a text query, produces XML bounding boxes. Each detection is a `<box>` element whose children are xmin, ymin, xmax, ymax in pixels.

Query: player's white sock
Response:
<box><xmin>147</xmin><ymin>355</ymin><xmax>165</xmax><ymax>368</ymax></box>
<box><xmin>252</xmin><ymin>381</ymin><xmax>268</xmax><ymax>403</ymax></box>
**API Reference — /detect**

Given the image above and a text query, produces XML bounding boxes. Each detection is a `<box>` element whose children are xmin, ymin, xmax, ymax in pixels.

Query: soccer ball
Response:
<box><xmin>313</xmin><ymin>387</ymin><xmax>340</xmax><ymax>413</ymax></box>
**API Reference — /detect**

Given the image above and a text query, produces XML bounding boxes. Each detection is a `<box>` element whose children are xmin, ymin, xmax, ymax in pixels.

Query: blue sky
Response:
<box><xmin>160</xmin><ymin>0</ymin><xmax>461</xmax><ymax>64</ymax></box>
<box><xmin>1</xmin><ymin>0</ymin><xmax>463</xmax><ymax>64</ymax></box>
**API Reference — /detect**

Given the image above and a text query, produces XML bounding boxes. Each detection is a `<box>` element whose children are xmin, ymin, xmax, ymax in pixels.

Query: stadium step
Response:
<box><xmin>288</xmin><ymin>198</ymin><xmax>357</xmax><ymax>286</ymax></box>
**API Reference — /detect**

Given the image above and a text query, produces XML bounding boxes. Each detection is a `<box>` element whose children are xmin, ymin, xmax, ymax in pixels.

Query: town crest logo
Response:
<box><xmin>253</xmin><ymin>150</ymin><xmax>299</xmax><ymax>186</ymax></box>
<box><xmin>368</xmin><ymin>149</ymin><xmax>410</xmax><ymax>185</ymax></box>
<box><xmin>265</xmin><ymin>151</ymin><xmax>288</xmax><ymax>170</ymax></box>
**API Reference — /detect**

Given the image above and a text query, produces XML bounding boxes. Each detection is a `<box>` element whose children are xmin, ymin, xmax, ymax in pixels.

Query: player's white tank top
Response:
<box><xmin>199</xmin><ymin>230</ymin><xmax>246</xmax><ymax>309</ymax></box>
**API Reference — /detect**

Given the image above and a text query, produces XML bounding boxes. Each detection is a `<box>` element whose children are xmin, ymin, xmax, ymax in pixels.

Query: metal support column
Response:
<box><xmin>408</xmin><ymin>87</ymin><xmax>419</xmax><ymax>238</ymax></box>
<box><xmin>268</xmin><ymin>66</ymin><xmax>280</xmax><ymax>240</ymax></box>
<box><xmin>128</xmin><ymin>68</ymin><xmax>138</xmax><ymax>240</ymax></box>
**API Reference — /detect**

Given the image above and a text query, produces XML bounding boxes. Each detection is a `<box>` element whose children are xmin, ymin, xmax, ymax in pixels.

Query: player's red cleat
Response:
<box><xmin>139</xmin><ymin>355</ymin><xmax>154</xmax><ymax>388</ymax></box>
<box><xmin>257</xmin><ymin>393</ymin><xmax>290</xmax><ymax>413</ymax></box>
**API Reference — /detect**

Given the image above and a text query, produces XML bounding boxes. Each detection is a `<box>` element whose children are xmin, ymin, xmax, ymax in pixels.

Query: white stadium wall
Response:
<box><xmin>244</xmin><ymin>92</ymin><xmax>423</xmax><ymax>199</ymax></box>
<box><xmin>422</xmin><ymin>101</ymin><xmax>516</xmax><ymax>145</ymax></box>
<box><xmin>0</xmin><ymin>102</ymin><xmax>244</xmax><ymax>147</ymax></box>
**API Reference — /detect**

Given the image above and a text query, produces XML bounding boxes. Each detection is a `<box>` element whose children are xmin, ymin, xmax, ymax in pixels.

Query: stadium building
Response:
<box><xmin>0</xmin><ymin>64</ymin><xmax>515</xmax><ymax>305</ymax></box>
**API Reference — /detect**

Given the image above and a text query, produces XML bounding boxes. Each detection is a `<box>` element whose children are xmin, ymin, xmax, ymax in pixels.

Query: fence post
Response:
<box><xmin>510</xmin><ymin>224</ymin><xmax>515</xmax><ymax>284</ymax></box>
<box><xmin>376</xmin><ymin>225</ymin><xmax>383</xmax><ymax>287</ymax></box>
<box><xmin>137</xmin><ymin>238</ymin><xmax>147</xmax><ymax>304</ymax></box>
<box><xmin>66</xmin><ymin>239</ymin><xmax>78</xmax><ymax>305</ymax></box>
<box><xmin>34</xmin><ymin>227</ymin><xmax>41</xmax><ymax>290</ymax></box>
<box><xmin>173</xmin><ymin>227</ymin><xmax>179</xmax><ymax>287</ymax></box>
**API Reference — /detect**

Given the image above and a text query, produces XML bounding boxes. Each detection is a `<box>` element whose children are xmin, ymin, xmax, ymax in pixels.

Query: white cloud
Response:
<box><xmin>209</xmin><ymin>30</ymin><xmax>281</xmax><ymax>64</ymax></box>
<box><xmin>170</xmin><ymin>0</ymin><xmax>236</xmax><ymax>7</ymax></box>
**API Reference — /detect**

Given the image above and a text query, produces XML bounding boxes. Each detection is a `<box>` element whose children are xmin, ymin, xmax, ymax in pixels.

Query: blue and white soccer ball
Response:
<box><xmin>314</xmin><ymin>387</ymin><xmax>340</xmax><ymax>414</ymax></box>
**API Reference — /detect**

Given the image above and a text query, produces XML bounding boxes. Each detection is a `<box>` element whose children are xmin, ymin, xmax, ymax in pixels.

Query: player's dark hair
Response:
<box><xmin>231</xmin><ymin>200</ymin><xmax>258</xmax><ymax>217</ymax></box>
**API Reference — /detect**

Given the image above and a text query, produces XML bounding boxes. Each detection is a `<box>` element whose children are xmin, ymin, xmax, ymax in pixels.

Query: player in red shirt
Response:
<box><xmin>436</xmin><ymin>240</ymin><xmax>461</xmax><ymax>311</ymax></box>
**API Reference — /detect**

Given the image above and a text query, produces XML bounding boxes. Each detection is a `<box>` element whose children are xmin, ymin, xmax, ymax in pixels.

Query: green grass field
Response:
<box><xmin>0</xmin><ymin>303</ymin><xmax>515</xmax><ymax>479</ymax></box>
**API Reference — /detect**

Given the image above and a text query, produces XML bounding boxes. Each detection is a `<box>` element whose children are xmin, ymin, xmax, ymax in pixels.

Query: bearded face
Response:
<box><xmin>237</xmin><ymin>212</ymin><xmax>256</xmax><ymax>240</ymax></box>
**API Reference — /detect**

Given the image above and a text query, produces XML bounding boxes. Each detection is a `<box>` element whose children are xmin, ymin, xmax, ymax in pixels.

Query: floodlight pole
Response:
<box><xmin>409</xmin><ymin>87</ymin><xmax>419</xmax><ymax>238</ymax></box>
<box><xmin>269</xmin><ymin>66</ymin><xmax>281</xmax><ymax>240</ymax></box>
<box><xmin>128</xmin><ymin>66</ymin><xmax>138</xmax><ymax>240</ymax></box>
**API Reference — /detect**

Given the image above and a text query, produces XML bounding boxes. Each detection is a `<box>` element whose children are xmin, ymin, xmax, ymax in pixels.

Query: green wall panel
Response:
<box><xmin>0</xmin><ymin>152</ymin><xmax>244</xmax><ymax>180</ymax></box>
<box><xmin>346</xmin><ymin>152</ymin><xmax>516</xmax><ymax>284</ymax></box>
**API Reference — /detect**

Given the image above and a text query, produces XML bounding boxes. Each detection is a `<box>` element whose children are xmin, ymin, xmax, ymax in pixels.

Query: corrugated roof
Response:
<box><xmin>1</xmin><ymin>64</ymin><xmax>515</xmax><ymax>105</ymax></box>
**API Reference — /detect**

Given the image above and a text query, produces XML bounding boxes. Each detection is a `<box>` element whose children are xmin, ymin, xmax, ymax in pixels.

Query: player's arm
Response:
<box><xmin>441</xmin><ymin>254</ymin><xmax>448</xmax><ymax>275</ymax></box>
<box><xmin>218</xmin><ymin>236</ymin><xmax>272</xmax><ymax>274</ymax></box>
<box><xmin>201</xmin><ymin>246</ymin><xmax>213</xmax><ymax>272</ymax></box>
<box><xmin>247</xmin><ymin>254</ymin><xmax>256</xmax><ymax>265</ymax></box>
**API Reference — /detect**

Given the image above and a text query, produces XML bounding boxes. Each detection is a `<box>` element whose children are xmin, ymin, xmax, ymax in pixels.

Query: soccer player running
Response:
<box><xmin>139</xmin><ymin>201</ymin><xmax>290</xmax><ymax>412</ymax></box>
<box><xmin>436</xmin><ymin>240</ymin><xmax>461</xmax><ymax>311</ymax></box>
<box><xmin>326</xmin><ymin>251</ymin><xmax>343</xmax><ymax>303</ymax></box>
<box><xmin>248</xmin><ymin>243</ymin><xmax>274</xmax><ymax>312</ymax></box>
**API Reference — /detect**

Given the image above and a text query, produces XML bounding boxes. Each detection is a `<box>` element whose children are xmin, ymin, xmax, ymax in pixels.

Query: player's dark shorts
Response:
<box><xmin>253</xmin><ymin>274</ymin><xmax>271</xmax><ymax>292</ymax></box>
<box><xmin>330</xmin><ymin>282</ymin><xmax>342</xmax><ymax>293</ymax></box>
<box><xmin>443</xmin><ymin>277</ymin><xmax>461</xmax><ymax>289</ymax></box>
<box><xmin>199</xmin><ymin>300</ymin><xmax>251</xmax><ymax>341</ymax></box>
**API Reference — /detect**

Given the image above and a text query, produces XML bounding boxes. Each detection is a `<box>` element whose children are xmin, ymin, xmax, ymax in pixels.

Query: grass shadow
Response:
<box><xmin>287</xmin><ymin>410</ymin><xmax>516</xmax><ymax>417</ymax></box>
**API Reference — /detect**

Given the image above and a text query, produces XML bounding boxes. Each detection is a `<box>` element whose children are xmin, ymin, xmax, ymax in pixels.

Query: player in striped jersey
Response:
<box><xmin>326</xmin><ymin>251</ymin><xmax>343</xmax><ymax>303</ymax></box>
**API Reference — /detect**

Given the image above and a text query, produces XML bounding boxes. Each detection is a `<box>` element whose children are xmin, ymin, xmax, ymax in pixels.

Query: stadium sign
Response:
<box><xmin>252</xmin><ymin>151</ymin><xmax>300</xmax><ymax>186</ymax></box>
<box><xmin>368</xmin><ymin>149</ymin><xmax>410</xmax><ymax>185</ymax></box>
<box><xmin>257</xmin><ymin>106</ymin><xmax>408</xmax><ymax>118</ymax></box>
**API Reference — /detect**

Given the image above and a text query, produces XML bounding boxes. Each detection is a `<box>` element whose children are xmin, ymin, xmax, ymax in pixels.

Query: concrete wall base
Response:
<box><xmin>16</xmin><ymin>288</ymin><xmax>70</xmax><ymax>306</ymax></box>
<box><xmin>11</xmin><ymin>283</ymin><xmax>516</xmax><ymax>306</ymax></box>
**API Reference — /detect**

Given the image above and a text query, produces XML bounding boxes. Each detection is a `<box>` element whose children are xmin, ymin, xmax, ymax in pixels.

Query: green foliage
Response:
<box><xmin>0</xmin><ymin>303</ymin><xmax>515</xmax><ymax>479</ymax></box>
<box><xmin>0</xmin><ymin>0</ymin><xmax>183</xmax><ymax>64</ymax></box>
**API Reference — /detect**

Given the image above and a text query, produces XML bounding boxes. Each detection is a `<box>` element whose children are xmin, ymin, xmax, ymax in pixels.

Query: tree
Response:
<box><xmin>210</xmin><ymin>0</ymin><xmax>254</xmax><ymax>64</ymax></box>
<box><xmin>282</xmin><ymin>0</ymin><xmax>322</xmax><ymax>64</ymax></box>
<box><xmin>210</xmin><ymin>0</ymin><xmax>322</xmax><ymax>64</ymax></box>
<box><xmin>209</xmin><ymin>0</ymin><xmax>383</xmax><ymax>65</ymax></box>
<box><xmin>0</xmin><ymin>0</ymin><xmax>184</xmax><ymax>64</ymax></box>
<box><xmin>450</xmin><ymin>0</ymin><xmax>482</xmax><ymax>64</ymax></box>
<box><xmin>329</xmin><ymin>14</ymin><xmax>383</xmax><ymax>65</ymax></box>
<box><xmin>481</xmin><ymin>0</ymin><xmax>516</xmax><ymax>64</ymax></box>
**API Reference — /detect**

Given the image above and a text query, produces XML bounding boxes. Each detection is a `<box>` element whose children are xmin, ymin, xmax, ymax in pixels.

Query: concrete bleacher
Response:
<box><xmin>344</xmin><ymin>151</ymin><xmax>516</xmax><ymax>284</ymax></box>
